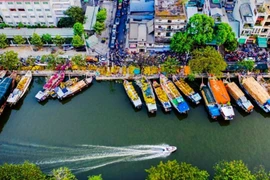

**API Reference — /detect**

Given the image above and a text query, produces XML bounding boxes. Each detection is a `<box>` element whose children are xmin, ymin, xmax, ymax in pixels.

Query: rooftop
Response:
<box><xmin>239</xmin><ymin>3</ymin><xmax>254</xmax><ymax>23</ymax></box>
<box><xmin>0</xmin><ymin>28</ymin><xmax>74</xmax><ymax>38</ymax></box>
<box><xmin>155</xmin><ymin>0</ymin><xmax>185</xmax><ymax>18</ymax></box>
<box><xmin>130</xmin><ymin>0</ymin><xmax>154</xmax><ymax>12</ymax></box>
<box><xmin>128</xmin><ymin>19</ymin><xmax>154</xmax><ymax>41</ymax></box>
<box><xmin>84</xmin><ymin>6</ymin><xmax>99</xmax><ymax>31</ymax></box>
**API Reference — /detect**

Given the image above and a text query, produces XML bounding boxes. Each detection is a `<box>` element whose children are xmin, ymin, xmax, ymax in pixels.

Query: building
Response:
<box><xmin>154</xmin><ymin>0</ymin><xmax>187</xmax><ymax>44</ymax></box>
<box><xmin>0</xmin><ymin>0</ymin><xmax>81</xmax><ymax>27</ymax></box>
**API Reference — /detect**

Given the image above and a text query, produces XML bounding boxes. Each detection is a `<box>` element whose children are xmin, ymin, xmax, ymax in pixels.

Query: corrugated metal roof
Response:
<box><xmin>129</xmin><ymin>23</ymin><xmax>138</xmax><ymax>39</ymax></box>
<box><xmin>130</xmin><ymin>0</ymin><xmax>154</xmax><ymax>12</ymax></box>
<box><xmin>84</xmin><ymin>6</ymin><xmax>100</xmax><ymax>31</ymax></box>
<box><xmin>0</xmin><ymin>28</ymin><xmax>74</xmax><ymax>38</ymax></box>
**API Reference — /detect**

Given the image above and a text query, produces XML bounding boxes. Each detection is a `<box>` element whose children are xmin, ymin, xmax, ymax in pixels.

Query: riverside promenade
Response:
<box><xmin>6</xmin><ymin>70</ymin><xmax>270</xmax><ymax>80</ymax></box>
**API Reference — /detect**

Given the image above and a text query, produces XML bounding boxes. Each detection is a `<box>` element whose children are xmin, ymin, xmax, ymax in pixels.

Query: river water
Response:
<box><xmin>0</xmin><ymin>77</ymin><xmax>270</xmax><ymax>180</ymax></box>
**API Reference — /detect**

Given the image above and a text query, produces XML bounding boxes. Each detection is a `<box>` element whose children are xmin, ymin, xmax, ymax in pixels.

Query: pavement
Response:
<box><xmin>0</xmin><ymin>46</ymin><xmax>93</xmax><ymax>58</ymax></box>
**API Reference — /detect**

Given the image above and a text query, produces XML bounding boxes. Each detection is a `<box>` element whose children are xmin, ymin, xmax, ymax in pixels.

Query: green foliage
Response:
<box><xmin>0</xmin><ymin>23</ymin><xmax>9</xmax><ymax>28</ymax></box>
<box><xmin>57</xmin><ymin>17</ymin><xmax>74</xmax><ymax>28</ymax></box>
<box><xmin>187</xmin><ymin>73</ymin><xmax>195</xmax><ymax>81</ymax></box>
<box><xmin>213</xmin><ymin>160</ymin><xmax>255</xmax><ymax>180</ymax></box>
<box><xmin>0</xmin><ymin>161</ymin><xmax>46</xmax><ymax>180</ymax></box>
<box><xmin>224</xmin><ymin>38</ymin><xmax>238</xmax><ymax>52</ymax></box>
<box><xmin>71</xmin><ymin>54</ymin><xmax>86</xmax><ymax>66</ymax></box>
<box><xmin>31</xmin><ymin>33</ymin><xmax>43</xmax><ymax>47</ymax></box>
<box><xmin>64</xmin><ymin>6</ymin><xmax>85</xmax><ymax>24</ymax></box>
<box><xmin>170</xmin><ymin>32</ymin><xmax>193</xmax><ymax>53</ymax></box>
<box><xmin>93</xmin><ymin>21</ymin><xmax>105</xmax><ymax>34</ymax></box>
<box><xmin>72</xmin><ymin>35</ymin><xmax>84</xmax><ymax>48</ymax></box>
<box><xmin>187</xmin><ymin>14</ymin><xmax>215</xmax><ymax>45</ymax></box>
<box><xmin>73</xmin><ymin>22</ymin><xmax>84</xmax><ymax>36</ymax></box>
<box><xmin>0</xmin><ymin>33</ymin><xmax>8</xmax><ymax>48</ymax></box>
<box><xmin>96</xmin><ymin>8</ymin><xmax>107</xmax><ymax>23</ymax></box>
<box><xmin>41</xmin><ymin>54</ymin><xmax>56</xmax><ymax>69</ymax></box>
<box><xmin>237</xmin><ymin>60</ymin><xmax>255</xmax><ymax>71</ymax></box>
<box><xmin>13</xmin><ymin>35</ymin><xmax>26</xmax><ymax>45</ymax></box>
<box><xmin>253</xmin><ymin>165</ymin><xmax>270</xmax><ymax>180</ymax></box>
<box><xmin>42</xmin><ymin>33</ymin><xmax>52</xmax><ymax>44</ymax></box>
<box><xmin>88</xmin><ymin>174</ymin><xmax>103</xmax><ymax>180</ymax></box>
<box><xmin>162</xmin><ymin>57</ymin><xmax>179</xmax><ymax>75</ymax></box>
<box><xmin>18</xmin><ymin>22</ymin><xmax>24</xmax><ymax>28</ymax></box>
<box><xmin>0</xmin><ymin>50</ymin><xmax>19</xmax><ymax>70</ymax></box>
<box><xmin>53</xmin><ymin>35</ymin><xmax>65</xmax><ymax>47</ymax></box>
<box><xmin>215</xmin><ymin>22</ymin><xmax>235</xmax><ymax>46</ymax></box>
<box><xmin>145</xmin><ymin>160</ymin><xmax>209</xmax><ymax>180</ymax></box>
<box><xmin>51</xmin><ymin>167</ymin><xmax>77</xmax><ymax>180</ymax></box>
<box><xmin>26</xmin><ymin>56</ymin><xmax>36</xmax><ymax>66</ymax></box>
<box><xmin>189</xmin><ymin>46</ymin><xmax>227</xmax><ymax>76</ymax></box>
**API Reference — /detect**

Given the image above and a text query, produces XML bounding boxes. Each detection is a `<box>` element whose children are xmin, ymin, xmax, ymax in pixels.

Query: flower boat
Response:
<box><xmin>152</xmin><ymin>81</ymin><xmax>171</xmax><ymax>112</ymax></box>
<box><xmin>123</xmin><ymin>80</ymin><xmax>142</xmax><ymax>109</ymax></box>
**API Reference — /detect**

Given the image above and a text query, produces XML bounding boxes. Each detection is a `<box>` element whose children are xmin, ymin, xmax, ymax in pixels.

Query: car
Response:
<box><xmin>75</xmin><ymin>46</ymin><xmax>86</xmax><ymax>52</ymax></box>
<box><xmin>110</xmin><ymin>40</ymin><xmax>115</xmax><ymax>49</ymax></box>
<box><xmin>112</xmin><ymin>32</ymin><xmax>116</xmax><ymax>40</ymax></box>
<box><xmin>115</xmin><ymin>18</ymin><xmax>120</xmax><ymax>25</ymax></box>
<box><xmin>99</xmin><ymin>56</ymin><xmax>107</xmax><ymax>62</ymax></box>
<box><xmin>116</xmin><ymin>10</ymin><xmax>121</xmax><ymax>17</ymax></box>
<box><xmin>62</xmin><ymin>44</ymin><xmax>73</xmax><ymax>51</ymax></box>
<box><xmin>112</xmin><ymin>24</ymin><xmax>117</xmax><ymax>33</ymax></box>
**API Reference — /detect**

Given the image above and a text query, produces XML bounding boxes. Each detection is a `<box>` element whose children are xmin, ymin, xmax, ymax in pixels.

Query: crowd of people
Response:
<box><xmin>225</xmin><ymin>43</ymin><xmax>269</xmax><ymax>62</ymax></box>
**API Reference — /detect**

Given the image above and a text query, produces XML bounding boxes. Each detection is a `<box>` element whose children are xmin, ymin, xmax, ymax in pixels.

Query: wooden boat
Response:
<box><xmin>160</xmin><ymin>74</ymin><xmax>189</xmax><ymax>114</ymax></box>
<box><xmin>208</xmin><ymin>77</ymin><xmax>235</xmax><ymax>120</ymax></box>
<box><xmin>172</xmin><ymin>75</ymin><xmax>201</xmax><ymax>104</ymax></box>
<box><xmin>35</xmin><ymin>71</ymin><xmax>65</xmax><ymax>102</ymax></box>
<box><xmin>152</xmin><ymin>81</ymin><xmax>171</xmax><ymax>112</ymax></box>
<box><xmin>256</xmin><ymin>76</ymin><xmax>270</xmax><ymax>96</ymax></box>
<box><xmin>0</xmin><ymin>71</ymin><xmax>17</xmax><ymax>115</ymax></box>
<box><xmin>239</xmin><ymin>75</ymin><xmax>270</xmax><ymax>113</ymax></box>
<box><xmin>55</xmin><ymin>76</ymin><xmax>93</xmax><ymax>100</ymax></box>
<box><xmin>136</xmin><ymin>76</ymin><xmax>157</xmax><ymax>113</ymax></box>
<box><xmin>123</xmin><ymin>80</ymin><xmax>142</xmax><ymax>109</ymax></box>
<box><xmin>224</xmin><ymin>80</ymin><xmax>253</xmax><ymax>113</ymax></box>
<box><xmin>7</xmin><ymin>71</ymin><xmax>32</xmax><ymax>106</ymax></box>
<box><xmin>0</xmin><ymin>70</ymin><xmax>7</xmax><ymax>79</ymax></box>
<box><xmin>200</xmin><ymin>83</ymin><xmax>220</xmax><ymax>119</ymax></box>
<box><xmin>50</xmin><ymin>77</ymin><xmax>78</xmax><ymax>98</ymax></box>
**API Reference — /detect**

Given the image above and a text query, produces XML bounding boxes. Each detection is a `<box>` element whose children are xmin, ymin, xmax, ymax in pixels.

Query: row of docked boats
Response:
<box><xmin>123</xmin><ymin>74</ymin><xmax>270</xmax><ymax>120</ymax></box>
<box><xmin>124</xmin><ymin>74</ymin><xmax>200</xmax><ymax>114</ymax></box>
<box><xmin>35</xmin><ymin>71</ymin><xmax>93</xmax><ymax>102</ymax></box>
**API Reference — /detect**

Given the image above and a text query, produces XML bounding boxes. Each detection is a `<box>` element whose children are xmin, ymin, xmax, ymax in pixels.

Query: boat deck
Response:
<box><xmin>202</xmin><ymin>86</ymin><xmax>215</xmax><ymax>104</ymax></box>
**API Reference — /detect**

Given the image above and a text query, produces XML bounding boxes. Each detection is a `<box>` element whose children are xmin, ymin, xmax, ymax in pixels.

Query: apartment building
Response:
<box><xmin>154</xmin><ymin>0</ymin><xmax>187</xmax><ymax>44</ymax></box>
<box><xmin>0</xmin><ymin>0</ymin><xmax>81</xmax><ymax>26</ymax></box>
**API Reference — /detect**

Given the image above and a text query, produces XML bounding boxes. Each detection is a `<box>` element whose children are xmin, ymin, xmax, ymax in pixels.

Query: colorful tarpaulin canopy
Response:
<box><xmin>257</xmin><ymin>37</ymin><xmax>267</xmax><ymax>48</ymax></box>
<box><xmin>238</xmin><ymin>38</ymin><xmax>246</xmax><ymax>44</ymax></box>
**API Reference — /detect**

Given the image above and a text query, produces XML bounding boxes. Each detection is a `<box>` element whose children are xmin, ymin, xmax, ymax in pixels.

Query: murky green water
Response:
<box><xmin>0</xmin><ymin>78</ymin><xmax>270</xmax><ymax>180</ymax></box>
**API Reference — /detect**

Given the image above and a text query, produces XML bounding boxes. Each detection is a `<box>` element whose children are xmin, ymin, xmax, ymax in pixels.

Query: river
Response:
<box><xmin>0</xmin><ymin>77</ymin><xmax>270</xmax><ymax>180</ymax></box>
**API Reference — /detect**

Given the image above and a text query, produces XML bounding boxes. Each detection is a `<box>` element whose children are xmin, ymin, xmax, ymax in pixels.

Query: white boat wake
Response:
<box><xmin>0</xmin><ymin>142</ymin><xmax>175</xmax><ymax>173</ymax></box>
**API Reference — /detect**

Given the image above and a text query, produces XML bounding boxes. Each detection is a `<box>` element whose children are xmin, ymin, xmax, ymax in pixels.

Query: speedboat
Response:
<box><xmin>163</xmin><ymin>146</ymin><xmax>177</xmax><ymax>153</ymax></box>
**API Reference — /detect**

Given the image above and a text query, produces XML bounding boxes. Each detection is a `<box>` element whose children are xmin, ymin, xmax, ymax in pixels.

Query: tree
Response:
<box><xmin>215</xmin><ymin>22</ymin><xmax>235</xmax><ymax>46</ymax></box>
<box><xmin>72</xmin><ymin>35</ymin><xmax>84</xmax><ymax>48</ymax></box>
<box><xmin>0</xmin><ymin>50</ymin><xmax>19</xmax><ymax>70</ymax></box>
<box><xmin>71</xmin><ymin>54</ymin><xmax>86</xmax><ymax>66</ymax></box>
<box><xmin>64</xmin><ymin>6</ymin><xmax>85</xmax><ymax>24</ymax></box>
<box><xmin>0</xmin><ymin>161</ymin><xmax>46</xmax><ymax>180</ymax></box>
<box><xmin>0</xmin><ymin>33</ymin><xmax>8</xmax><ymax>48</ymax></box>
<box><xmin>253</xmin><ymin>165</ymin><xmax>270</xmax><ymax>180</ymax></box>
<box><xmin>73</xmin><ymin>22</ymin><xmax>84</xmax><ymax>36</ymax></box>
<box><xmin>237</xmin><ymin>60</ymin><xmax>255</xmax><ymax>71</ymax></box>
<box><xmin>96</xmin><ymin>8</ymin><xmax>107</xmax><ymax>23</ymax></box>
<box><xmin>18</xmin><ymin>22</ymin><xmax>24</xmax><ymax>28</ymax></box>
<box><xmin>187</xmin><ymin>14</ymin><xmax>215</xmax><ymax>45</ymax></box>
<box><xmin>42</xmin><ymin>33</ymin><xmax>52</xmax><ymax>44</ymax></box>
<box><xmin>51</xmin><ymin>167</ymin><xmax>77</xmax><ymax>180</ymax></box>
<box><xmin>53</xmin><ymin>35</ymin><xmax>65</xmax><ymax>47</ymax></box>
<box><xmin>224</xmin><ymin>38</ymin><xmax>238</xmax><ymax>52</ymax></box>
<box><xmin>213</xmin><ymin>160</ymin><xmax>255</xmax><ymax>180</ymax></box>
<box><xmin>170</xmin><ymin>32</ymin><xmax>193</xmax><ymax>53</ymax></box>
<box><xmin>13</xmin><ymin>35</ymin><xmax>26</xmax><ymax>45</ymax></box>
<box><xmin>88</xmin><ymin>174</ymin><xmax>103</xmax><ymax>180</ymax></box>
<box><xmin>93</xmin><ymin>21</ymin><xmax>105</xmax><ymax>34</ymax></box>
<box><xmin>30</xmin><ymin>33</ymin><xmax>43</xmax><ymax>48</ymax></box>
<box><xmin>145</xmin><ymin>160</ymin><xmax>209</xmax><ymax>180</ymax></box>
<box><xmin>189</xmin><ymin>46</ymin><xmax>227</xmax><ymax>76</ymax></box>
<box><xmin>57</xmin><ymin>17</ymin><xmax>74</xmax><ymax>28</ymax></box>
<box><xmin>161</xmin><ymin>57</ymin><xmax>180</xmax><ymax>76</ymax></box>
